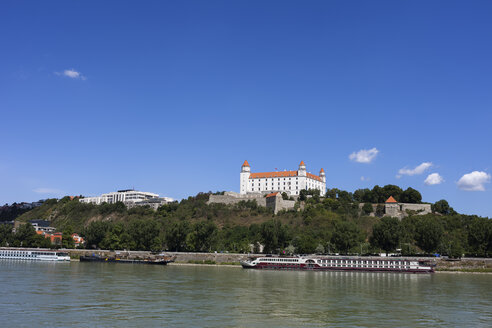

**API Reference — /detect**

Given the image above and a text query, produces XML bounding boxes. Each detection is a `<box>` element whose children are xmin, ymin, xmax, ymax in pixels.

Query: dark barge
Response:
<box><xmin>80</xmin><ymin>254</ymin><xmax>176</xmax><ymax>265</ymax></box>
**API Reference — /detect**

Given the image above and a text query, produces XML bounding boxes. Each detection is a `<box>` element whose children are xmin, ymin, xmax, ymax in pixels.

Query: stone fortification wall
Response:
<box><xmin>278</xmin><ymin>199</ymin><xmax>296</xmax><ymax>213</ymax></box>
<box><xmin>166</xmin><ymin>252</ymin><xmax>255</xmax><ymax>263</ymax></box>
<box><xmin>207</xmin><ymin>192</ymin><xmax>267</xmax><ymax>207</ymax></box>
<box><xmin>359</xmin><ymin>202</ymin><xmax>433</xmax><ymax>219</ymax></box>
<box><xmin>209</xmin><ymin>192</ymin><xmax>297</xmax><ymax>214</ymax></box>
<box><xmin>401</xmin><ymin>203</ymin><xmax>431</xmax><ymax>215</ymax></box>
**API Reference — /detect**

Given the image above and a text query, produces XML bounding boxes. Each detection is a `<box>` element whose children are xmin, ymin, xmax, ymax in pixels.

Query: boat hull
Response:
<box><xmin>80</xmin><ymin>255</ymin><xmax>174</xmax><ymax>265</ymax></box>
<box><xmin>241</xmin><ymin>256</ymin><xmax>434</xmax><ymax>273</ymax></box>
<box><xmin>243</xmin><ymin>264</ymin><xmax>433</xmax><ymax>273</ymax></box>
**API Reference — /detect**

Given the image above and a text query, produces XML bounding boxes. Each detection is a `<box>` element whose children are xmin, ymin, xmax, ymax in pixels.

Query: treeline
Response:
<box><xmin>0</xmin><ymin>203</ymin><xmax>33</xmax><ymax>222</ymax></box>
<box><xmin>7</xmin><ymin>188</ymin><xmax>492</xmax><ymax>257</ymax></box>
<box><xmin>330</xmin><ymin>184</ymin><xmax>424</xmax><ymax>204</ymax></box>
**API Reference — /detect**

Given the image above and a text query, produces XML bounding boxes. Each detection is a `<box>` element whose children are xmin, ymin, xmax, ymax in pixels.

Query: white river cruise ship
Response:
<box><xmin>241</xmin><ymin>256</ymin><xmax>434</xmax><ymax>273</ymax></box>
<box><xmin>0</xmin><ymin>248</ymin><xmax>70</xmax><ymax>261</ymax></box>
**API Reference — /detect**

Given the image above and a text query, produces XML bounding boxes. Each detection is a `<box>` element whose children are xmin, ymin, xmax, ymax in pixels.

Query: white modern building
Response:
<box><xmin>80</xmin><ymin>189</ymin><xmax>173</xmax><ymax>205</ymax></box>
<box><xmin>240</xmin><ymin>161</ymin><xmax>326</xmax><ymax>196</ymax></box>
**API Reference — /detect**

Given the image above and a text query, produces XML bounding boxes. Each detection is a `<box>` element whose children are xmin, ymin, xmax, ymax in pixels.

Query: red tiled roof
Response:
<box><xmin>320</xmin><ymin>168</ymin><xmax>325</xmax><ymax>173</ymax></box>
<box><xmin>266</xmin><ymin>192</ymin><xmax>279</xmax><ymax>198</ymax></box>
<box><xmin>307</xmin><ymin>173</ymin><xmax>321</xmax><ymax>181</ymax></box>
<box><xmin>250</xmin><ymin>171</ymin><xmax>298</xmax><ymax>179</ymax></box>
<box><xmin>385</xmin><ymin>196</ymin><xmax>398</xmax><ymax>203</ymax></box>
<box><xmin>249</xmin><ymin>170</ymin><xmax>322</xmax><ymax>181</ymax></box>
<box><xmin>242</xmin><ymin>160</ymin><xmax>250</xmax><ymax>167</ymax></box>
<box><xmin>299</xmin><ymin>161</ymin><xmax>305</xmax><ymax>166</ymax></box>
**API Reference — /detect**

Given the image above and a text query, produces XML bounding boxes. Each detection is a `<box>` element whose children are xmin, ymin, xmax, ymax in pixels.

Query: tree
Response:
<box><xmin>432</xmin><ymin>200</ymin><xmax>454</xmax><ymax>215</ymax></box>
<box><xmin>467</xmin><ymin>217</ymin><xmax>492</xmax><ymax>257</ymax></box>
<box><xmin>315</xmin><ymin>243</ymin><xmax>325</xmax><ymax>254</ymax></box>
<box><xmin>299</xmin><ymin>190</ymin><xmax>309</xmax><ymax>201</ymax></box>
<box><xmin>337</xmin><ymin>190</ymin><xmax>353</xmax><ymax>203</ymax></box>
<box><xmin>415</xmin><ymin>217</ymin><xmax>444</xmax><ymax>254</ymax></box>
<box><xmin>331</xmin><ymin>221</ymin><xmax>364</xmax><ymax>254</ymax></box>
<box><xmin>32</xmin><ymin>233</ymin><xmax>52</xmax><ymax>248</ymax></box>
<box><xmin>165</xmin><ymin>221</ymin><xmax>190</xmax><ymax>251</ymax></box>
<box><xmin>400</xmin><ymin>187</ymin><xmax>422</xmax><ymax>203</ymax></box>
<box><xmin>382</xmin><ymin>185</ymin><xmax>403</xmax><ymax>202</ymax></box>
<box><xmin>0</xmin><ymin>224</ymin><xmax>13</xmax><ymax>246</ymax></box>
<box><xmin>281</xmin><ymin>192</ymin><xmax>289</xmax><ymax>200</ymax></box>
<box><xmin>260</xmin><ymin>219</ymin><xmax>289</xmax><ymax>253</ymax></box>
<box><xmin>185</xmin><ymin>221</ymin><xmax>218</xmax><ymax>252</ymax></box>
<box><xmin>83</xmin><ymin>221</ymin><xmax>112</xmax><ymax>249</ymax></box>
<box><xmin>439</xmin><ymin>231</ymin><xmax>464</xmax><ymax>259</ymax></box>
<box><xmin>62</xmin><ymin>233</ymin><xmax>76</xmax><ymax>249</ymax></box>
<box><xmin>354</xmin><ymin>189</ymin><xmax>375</xmax><ymax>203</ymax></box>
<box><xmin>371</xmin><ymin>185</ymin><xmax>385</xmax><ymax>203</ymax></box>
<box><xmin>370</xmin><ymin>217</ymin><xmax>401</xmax><ymax>254</ymax></box>
<box><xmin>128</xmin><ymin>219</ymin><xmax>161</xmax><ymax>251</ymax></box>
<box><xmin>293</xmin><ymin>234</ymin><xmax>317</xmax><ymax>254</ymax></box>
<box><xmin>322</xmin><ymin>198</ymin><xmax>340</xmax><ymax>211</ymax></box>
<box><xmin>285</xmin><ymin>244</ymin><xmax>296</xmax><ymax>255</ymax></box>
<box><xmin>375</xmin><ymin>204</ymin><xmax>385</xmax><ymax>217</ymax></box>
<box><xmin>325</xmin><ymin>189</ymin><xmax>338</xmax><ymax>199</ymax></box>
<box><xmin>14</xmin><ymin>223</ymin><xmax>37</xmax><ymax>247</ymax></box>
<box><xmin>362</xmin><ymin>203</ymin><xmax>374</xmax><ymax>215</ymax></box>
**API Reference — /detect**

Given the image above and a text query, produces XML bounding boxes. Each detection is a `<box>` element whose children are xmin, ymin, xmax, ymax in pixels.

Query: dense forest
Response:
<box><xmin>1</xmin><ymin>185</ymin><xmax>491</xmax><ymax>258</ymax></box>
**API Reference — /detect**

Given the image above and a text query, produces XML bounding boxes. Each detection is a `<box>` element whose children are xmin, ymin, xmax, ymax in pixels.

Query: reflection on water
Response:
<box><xmin>0</xmin><ymin>262</ymin><xmax>490</xmax><ymax>327</ymax></box>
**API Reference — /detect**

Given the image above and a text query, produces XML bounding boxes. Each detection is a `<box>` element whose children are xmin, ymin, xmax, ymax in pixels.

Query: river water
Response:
<box><xmin>0</xmin><ymin>261</ymin><xmax>490</xmax><ymax>327</ymax></box>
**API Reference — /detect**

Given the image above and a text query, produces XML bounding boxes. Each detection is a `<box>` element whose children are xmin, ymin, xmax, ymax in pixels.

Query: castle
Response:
<box><xmin>208</xmin><ymin>161</ymin><xmax>326</xmax><ymax>214</ymax></box>
<box><xmin>240</xmin><ymin>160</ymin><xmax>326</xmax><ymax>196</ymax></box>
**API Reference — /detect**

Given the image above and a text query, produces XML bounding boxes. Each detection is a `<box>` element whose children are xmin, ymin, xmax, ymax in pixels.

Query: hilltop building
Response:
<box><xmin>79</xmin><ymin>189</ymin><xmax>174</xmax><ymax>209</ymax></box>
<box><xmin>208</xmin><ymin>160</ymin><xmax>325</xmax><ymax>213</ymax></box>
<box><xmin>240</xmin><ymin>161</ymin><xmax>326</xmax><ymax>196</ymax></box>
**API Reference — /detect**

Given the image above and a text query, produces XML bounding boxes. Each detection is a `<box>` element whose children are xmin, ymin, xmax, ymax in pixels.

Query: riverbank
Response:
<box><xmin>62</xmin><ymin>249</ymin><xmax>492</xmax><ymax>272</ymax></box>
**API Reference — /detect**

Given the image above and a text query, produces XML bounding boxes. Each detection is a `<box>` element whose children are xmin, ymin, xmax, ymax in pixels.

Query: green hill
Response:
<box><xmin>8</xmin><ymin>187</ymin><xmax>492</xmax><ymax>257</ymax></box>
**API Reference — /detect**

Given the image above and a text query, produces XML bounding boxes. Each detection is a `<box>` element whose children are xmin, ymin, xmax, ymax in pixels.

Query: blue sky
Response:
<box><xmin>1</xmin><ymin>1</ymin><xmax>491</xmax><ymax>217</ymax></box>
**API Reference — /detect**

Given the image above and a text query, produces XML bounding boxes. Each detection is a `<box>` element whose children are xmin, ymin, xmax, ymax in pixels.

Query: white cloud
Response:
<box><xmin>424</xmin><ymin>173</ymin><xmax>444</xmax><ymax>185</ymax></box>
<box><xmin>64</xmin><ymin>69</ymin><xmax>80</xmax><ymax>78</ymax></box>
<box><xmin>360</xmin><ymin>176</ymin><xmax>370</xmax><ymax>181</ymax></box>
<box><xmin>55</xmin><ymin>69</ymin><xmax>86</xmax><ymax>80</ymax></box>
<box><xmin>349</xmin><ymin>148</ymin><xmax>379</xmax><ymax>163</ymax></box>
<box><xmin>457</xmin><ymin>171</ymin><xmax>491</xmax><ymax>191</ymax></box>
<box><xmin>398</xmin><ymin>162</ymin><xmax>433</xmax><ymax>176</ymax></box>
<box><xmin>33</xmin><ymin>187</ymin><xmax>64</xmax><ymax>194</ymax></box>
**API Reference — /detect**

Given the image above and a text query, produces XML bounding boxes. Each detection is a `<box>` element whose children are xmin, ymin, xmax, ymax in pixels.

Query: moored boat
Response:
<box><xmin>0</xmin><ymin>248</ymin><xmax>70</xmax><ymax>261</ymax></box>
<box><xmin>241</xmin><ymin>256</ymin><xmax>434</xmax><ymax>273</ymax></box>
<box><xmin>80</xmin><ymin>254</ymin><xmax>176</xmax><ymax>265</ymax></box>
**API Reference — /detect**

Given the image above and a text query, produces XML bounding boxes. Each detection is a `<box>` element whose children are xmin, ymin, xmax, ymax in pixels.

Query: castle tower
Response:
<box><xmin>298</xmin><ymin>160</ymin><xmax>306</xmax><ymax>177</ymax></box>
<box><xmin>240</xmin><ymin>160</ymin><xmax>251</xmax><ymax>194</ymax></box>
<box><xmin>385</xmin><ymin>196</ymin><xmax>399</xmax><ymax>217</ymax></box>
<box><xmin>320</xmin><ymin>168</ymin><xmax>326</xmax><ymax>183</ymax></box>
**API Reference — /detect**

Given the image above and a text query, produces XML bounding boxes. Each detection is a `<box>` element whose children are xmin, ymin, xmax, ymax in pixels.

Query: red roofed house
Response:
<box><xmin>72</xmin><ymin>233</ymin><xmax>85</xmax><ymax>247</ymax></box>
<box><xmin>240</xmin><ymin>161</ymin><xmax>326</xmax><ymax>196</ymax></box>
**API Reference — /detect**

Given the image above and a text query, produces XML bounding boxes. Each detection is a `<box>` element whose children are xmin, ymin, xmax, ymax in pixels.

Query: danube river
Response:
<box><xmin>0</xmin><ymin>262</ymin><xmax>490</xmax><ymax>327</ymax></box>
